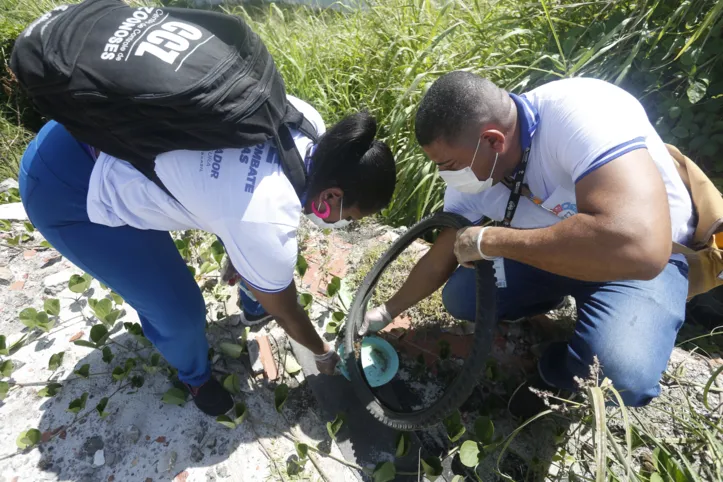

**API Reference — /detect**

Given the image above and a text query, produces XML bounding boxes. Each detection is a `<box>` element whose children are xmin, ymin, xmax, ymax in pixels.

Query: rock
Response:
<box><xmin>0</xmin><ymin>266</ymin><xmax>13</xmax><ymax>285</ymax></box>
<box><xmin>105</xmin><ymin>451</ymin><xmax>116</xmax><ymax>465</ymax></box>
<box><xmin>0</xmin><ymin>203</ymin><xmax>28</xmax><ymax>221</ymax></box>
<box><xmin>0</xmin><ymin>178</ymin><xmax>19</xmax><ymax>193</ymax></box>
<box><xmin>93</xmin><ymin>450</ymin><xmax>105</xmax><ymax>467</ymax></box>
<box><xmin>23</xmin><ymin>249</ymin><xmax>37</xmax><ymax>260</ymax></box>
<box><xmin>215</xmin><ymin>465</ymin><xmax>230</xmax><ymax>478</ymax></box>
<box><xmin>190</xmin><ymin>445</ymin><xmax>204</xmax><ymax>463</ymax></box>
<box><xmin>247</xmin><ymin>338</ymin><xmax>263</xmax><ymax>374</ymax></box>
<box><xmin>157</xmin><ymin>451</ymin><xmax>177</xmax><ymax>473</ymax></box>
<box><xmin>43</xmin><ymin>269</ymin><xmax>79</xmax><ymax>288</ymax></box>
<box><xmin>9</xmin><ymin>280</ymin><xmax>24</xmax><ymax>291</ymax></box>
<box><xmin>125</xmin><ymin>425</ymin><xmax>141</xmax><ymax>444</ymax></box>
<box><xmin>82</xmin><ymin>436</ymin><xmax>104</xmax><ymax>458</ymax></box>
<box><xmin>378</xmin><ymin>231</ymin><xmax>400</xmax><ymax>243</ymax></box>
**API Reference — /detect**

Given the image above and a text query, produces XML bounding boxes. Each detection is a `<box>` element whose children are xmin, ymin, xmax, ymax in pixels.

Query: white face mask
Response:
<box><xmin>438</xmin><ymin>137</ymin><xmax>498</xmax><ymax>194</ymax></box>
<box><xmin>306</xmin><ymin>197</ymin><xmax>351</xmax><ymax>229</ymax></box>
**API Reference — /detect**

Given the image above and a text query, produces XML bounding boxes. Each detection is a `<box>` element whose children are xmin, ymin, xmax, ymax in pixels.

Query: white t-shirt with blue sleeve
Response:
<box><xmin>444</xmin><ymin>77</ymin><xmax>695</xmax><ymax>247</ymax></box>
<box><xmin>86</xmin><ymin>96</ymin><xmax>325</xmax><ymax>293</ymax></box>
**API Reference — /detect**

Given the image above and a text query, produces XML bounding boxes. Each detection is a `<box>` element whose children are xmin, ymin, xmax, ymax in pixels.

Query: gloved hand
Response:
<box><xmin>357</xmin><ymin>304</ymin><xmax>393</xmax><ymax>336</ymax></box>
<box><xmin>314</xmin><ymin>345</ymin><xmax>341</xmax><ymax>375</ymax></box>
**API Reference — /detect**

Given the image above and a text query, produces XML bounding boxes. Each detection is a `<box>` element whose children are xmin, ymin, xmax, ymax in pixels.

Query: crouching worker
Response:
<box><xmin>18</xmin><ymin>99</ymin><xmax>396</xmax><ymax>416</ymax></box>
<box><xmin>362</xmin><ymin>72</ymin><xmax>694</xmax><ymax>417</ymax></box>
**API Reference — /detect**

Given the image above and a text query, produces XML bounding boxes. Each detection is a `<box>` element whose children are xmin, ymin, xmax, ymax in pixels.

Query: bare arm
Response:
<box><xmin>457</xmin><ymin>149</ymin><xmax>672</xmax><ymax>281</ymax></box>
<box><xmin>385</xmin><ymin>227</ymin><xmax>459</xmax><ymax>317</ymax></box>
<box><xmin>248</xmin><ymin>282</ymin><xmax>327</xmax><ymax>355</ymax></box>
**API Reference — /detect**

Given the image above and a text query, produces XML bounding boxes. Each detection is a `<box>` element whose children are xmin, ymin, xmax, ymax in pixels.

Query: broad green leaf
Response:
<box><xmin>73</xmin><ymin>340</ymin><xmax>98</xmax><ymax>349</ymax></box>
<box><xmin>8</xmin><ymin>335</ymin><xmax>25</xmax><ymax>354</ymax></box>
<box><xmin>296</xmin><ymin>254</ymin><xmax>308</xmax><ymax>277</ymax></box>
<box><xmin>96</xmin><ymin>397</ymin><xmax>110</xmax><ymax>418</ymax></box>
<box><xmin>284</xmin><ymin>356</ymin><xmax>302</xmax><ymax>376</ymax></box>
<box><xmin>295</xmin><ymin>442</ymin><xmax>309</xmax><ymax>459</ymax></box>
<box><xmin>48</xmin><ymin>352</ymin><xmax>65</xmax><ymax>371</ymax></box>
<box><xmin>232</xmin><ymin>402</ymin><xmax>247</xmax><ymax>425</ymax></box>
<box><xmin>326</xmin><ymin>413</ymin><xmax>345</xmax><ymax>440</ymax></box>
<box><xmin>68</xmin><ymin>273</ymin><xmax>92</xmax><ymax>293</ymax></box>
<box><xmin>332</xmin><ymin>311</ymin><xmax>345</xmax><ymax>322</ymax></box>
<box><xmin>110</xmin><ymin>292</ymin><xmax>124</xmax><ymax>306</ymax></box>
<box><xmin>210</xmin><ymin>240</ymin><xmax>225</xmax><ymax>265</ymax></box>
<box><xmin>687</xmin><ymin>79</ymin><xmax>708</xmax><ymax>104</ymax></box>
<box><xmin>668</xmin><ymin>105</ymin><xmax>682</xmax><ymax>119</ymax></box>
<box><xmin>443</xmin><ymin>410</ymin><xmax>465</xmax><ymax>442</ymax></box>
<box><xmin>299</xmin><ymin>293</ymin><xmax>313</xmax><ymax>310</ymax></box>
<box><xmin>274</xmin><ymin>383</ymin><xmax>289</xmax><ymax>413</ymax></box>
<box><xmin>44</xmin><ymin>299</ymin><xmax>60</xmax><ymax>317</ymax></box>
<box><xmin>112</xmin><ymin>366</ymin><xmax>128</xmax><ymax>381</ymax></box>
<box><xmin>650</xmin><ymin>473</ymin><xmax>664</xmax><ymax>482</ymax></box>
<box><xmin>325</xmin><ymin>321</ymin><xmax>340</xmax><ymax>334</ymax></box>
<box><xmin>90</xmin><ymin>324</ymin><xmax>109</xmax><ymax>345</ymax></box>
<box><xmin>35</xmin><ymin>312</ymin><xmax>54</xmax><ymax>333</ymax></box>
<box><xmin>372</xmin><ymin>461</ymin><xmax>396</xmax><ymax>482</ymax></box>
<box><xmin>88</xmin><ymin>299</ymin><xmax>97</xmax><ymax>310</ymax></box>
<box><xmin>326</xmin><ymin>276</ymin><xmax>341</xmax><ymax>297</ymax></box>
<box><xmin>67</xmin><ymin>392</ymin><xmax>89</xmax><ymax>413</ymax></box>
<box><xmin>19</xmin><ymin>308</ymin><xmax>38</xmax><ymax>328</ymax></box>
<box><xmin>0</xmin><ymin>219</ymin><xmax>10</xmax><ymax>231</ymax></box>
<box><xmin>223</xmin><ymin>373</ymin><xmax>241</xmax><ymax>394</ymax></box>
<box><xmin>395</xmin><ymin>432</ymin><xmax>410</xmax><ymax>457</ymax></box>
<box><xmin>131</xmin><ymin>375</ymin><xmax>144</xmax><ymax>388</ymax></box>
<box><xmin>671</xmin><ymin>126</ymin><xmax>689</xmax><ymax>139</ymax></box>
<box><xmin>23</xmin><ymin>222</ymin><xmax>35</xmax><ymax>233</ymax></box>
<box><xmin>38</xmin><ymin>383</ymin><xmax>62</xmax><ymax>397</ymax></box>
<box><xmin>39</xmin><ymin>241</ymin><xmax>53</xmax><ymax>249</ymax></box>
<box><xmin>162</xmin><ymin>387</ymin><xmax>187</xmax><ymax>406</ymax></box>
<box><xmin>104</xmin><ymin>310</ymin><xmax>122</xmax><ymax>327</ymax></box>
<box><xmin>474</xmin><ymin>416</ymin><xmax>494</xmax><ymax>444</ymax></box>
<box><xmin>216</xmin><ymin>415</ymin><xmax>236</xmax><ymax>429</ymax></box>
<box><xmin>187</xmin><ymin>265</ymin><xmax>196</xmax><ymax>277</ymax></box>
<box><xmin>0</xmin><ymin>335</ymin><xmax>7</xmax><ymax>355</ymax></box>
<box><xmin>219</xmin><ymin>342</ymin><xmax>244</xmax><ymax>358</ymax></box>
<box><xmin>6</xmin><ymin>235</ymin><xmax>20</xmax><ymax>246</ymax></box>
<box><xmin>0</xmin><ymin>381</ymin><xmax>9</xmax><ymax>400</ymax></box>
<box><xmin>421</xmin><ymin>456</ymin><xmax>443</xmax><ymax>479</ymax></box>
<box><xmin>150</xmin><ymin>353</ymin><xmax>161</xmax><ymax>365</ymax></box>
<box><xmin>16</xmin><ymin>428</ymin><xmax>41</xmax><ymax>450</ymax></box>
<box><xmin>102</xmin><ymin>347</ymin><xmax>114</xmax><ymax>364</ymax></box>
<box><xmin>451</xmin><ymin>476</ymin><xmax>464</xmax><ymax>482</ymax></box>
<box><xmin>73</xmin><ymin>364</ymin><xmax>90</xmax><ymax>378</ymax></box>
<box><xmin>199</xmin><ymin>261</ymin><xmax>215</xmax><ymax>276</ymax></box>
<box><xmin>460</xmin><ymin>440</ymin><xmax>481</xmax><ymax>468</ymax></box>
<box><xmin>91</xmin><ymin>299</ymin><xmax>112</xmax><ymax>322</ymax></box>
<box><xmin>1</xmin><ymin>360</ymin><xmax>14</xmax><ymax>377</ymax></box>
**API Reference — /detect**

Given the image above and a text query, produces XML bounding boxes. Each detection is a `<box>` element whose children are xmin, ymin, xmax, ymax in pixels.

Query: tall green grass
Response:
<box><xmin>1</xmin><ymin>0</ymin><xmax>721</xmax><ymax>225</ymax></box>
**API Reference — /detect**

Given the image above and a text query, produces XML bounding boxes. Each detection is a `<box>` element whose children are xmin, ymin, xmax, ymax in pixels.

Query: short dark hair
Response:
<box><xmin>309</xmin><ymin>111</ymin><xmax>396</xmax><ymax>213</ymax></box>
<box><xmin>415</xmin><ymin>71</ymin><xmax>509</xmax><ymax>146</ymax></box>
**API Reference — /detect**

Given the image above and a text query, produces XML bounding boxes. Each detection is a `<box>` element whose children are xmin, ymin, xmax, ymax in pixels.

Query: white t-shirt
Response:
<box><xmin>444</xmin><ymin>77</ymin><xmax>695</xmax><ymax>246</ymax></box>
<box><xmin>87</xmin><ymin>96</ymin><xmax>325</xmax><ymax>293</ymax></box>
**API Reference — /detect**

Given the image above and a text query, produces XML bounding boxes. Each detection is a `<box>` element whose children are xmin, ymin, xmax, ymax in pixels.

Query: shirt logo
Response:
<box><xmin>210</xmin><ymin>149</ymin><xmax>223</xmax><ymax>179</ymax></box>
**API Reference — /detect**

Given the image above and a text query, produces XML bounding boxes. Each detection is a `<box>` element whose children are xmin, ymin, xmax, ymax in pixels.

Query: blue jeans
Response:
<box><xmin>18</xmin><ymin>122</ymin><xmax>210</xmax><ymax>386</ymax></box>
<box><xmin>442</xmin><ymin>257</ymin><xmax>689</xmax><ymax>406</ymax></box>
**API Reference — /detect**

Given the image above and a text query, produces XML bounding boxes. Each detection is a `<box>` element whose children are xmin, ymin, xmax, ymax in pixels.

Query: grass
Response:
<box><xmin>1</xmin><ymin>0</ymin><xmax>722</xmax><ymax>225</ymax></box>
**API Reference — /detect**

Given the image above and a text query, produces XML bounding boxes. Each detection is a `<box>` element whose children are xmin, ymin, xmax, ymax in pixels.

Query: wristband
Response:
<box><xmin>475</xmin><ymin>227</ymin><xmax>498</xmax><ymax>261</ymax></box>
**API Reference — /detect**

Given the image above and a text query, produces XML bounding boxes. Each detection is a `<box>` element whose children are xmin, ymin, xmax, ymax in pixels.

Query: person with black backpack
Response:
<box><xmin>12</xmin><ymin>1</ymin><xmax>397</xmax><ymax>417</ymax></box>
<box><xmin>18</xmin><ymin>102</ymin><xmax>396</xmax><ymax>416</ymax></box>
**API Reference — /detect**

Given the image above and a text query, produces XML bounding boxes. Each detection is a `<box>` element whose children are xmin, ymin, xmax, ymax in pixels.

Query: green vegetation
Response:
<box><xmin>1</xmin><ymin>0</ymin><xmax>722</xmax><ymax>224</ymax></box>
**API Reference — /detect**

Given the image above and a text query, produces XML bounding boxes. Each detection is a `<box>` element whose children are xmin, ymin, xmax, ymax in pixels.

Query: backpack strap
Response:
<box><xmin>275</xmin><ymin>102</ymin><xmax>319</xmax><ymax>197</ymax></box>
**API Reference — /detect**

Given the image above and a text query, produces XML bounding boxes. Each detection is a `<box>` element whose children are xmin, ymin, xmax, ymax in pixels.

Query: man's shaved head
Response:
<box><xmin>415</xmin><ymin>71</ymin><xmax>512</xmax><ymax>146</ymax></box>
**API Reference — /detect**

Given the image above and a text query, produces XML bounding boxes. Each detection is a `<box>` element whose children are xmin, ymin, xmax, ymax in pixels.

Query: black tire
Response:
<box><xmin>344</xmin><ymin>212</ymin><xmax>498</xmax><ymax>430</ymax></box>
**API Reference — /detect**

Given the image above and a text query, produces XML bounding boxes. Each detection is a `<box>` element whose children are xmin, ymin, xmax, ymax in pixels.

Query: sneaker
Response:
<box><xmin>186</xmin><ymin>377</ymin><xmax>234</xmax><ymax>416</ymax></box>
<box><xmin>241</xmin><ymin>309</ymin><xmax>274</xmax><ymax>327</ymax></box>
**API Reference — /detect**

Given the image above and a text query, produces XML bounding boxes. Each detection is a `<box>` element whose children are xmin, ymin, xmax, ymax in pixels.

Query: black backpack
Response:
<box><xmin>10</xmin><ymin>0</ymin><xmax>317</xmax><ymax>197</ymax></box>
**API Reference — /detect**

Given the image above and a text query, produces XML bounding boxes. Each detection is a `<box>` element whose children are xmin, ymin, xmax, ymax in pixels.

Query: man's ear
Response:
<box><xmin>321</xmin><ymin>187</ymin><xmax>344</xmax><ymax>203</ymax></box>
<box><xmin>482</xmin><ymin>129</ymin><xmax>506</xmax><ymax>153</ymax></box>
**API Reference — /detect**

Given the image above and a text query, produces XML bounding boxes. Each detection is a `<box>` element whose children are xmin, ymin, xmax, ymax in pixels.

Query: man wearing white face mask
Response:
<box><xmin>361</xmin><ymin>72</ymin><xmax>694</xmax><ymax>418</ymax></box>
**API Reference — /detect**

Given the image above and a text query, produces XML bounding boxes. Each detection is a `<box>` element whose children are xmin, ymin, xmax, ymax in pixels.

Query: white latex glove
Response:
<box><xmin>357</xmin><ymin>304</ymin><xmax>393</xmax><ymax>336</ymax></box>
<box><xmin>314</xmin><ymin>346</ymin><xmax>340</xmax><ymax>375</ymax></box>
